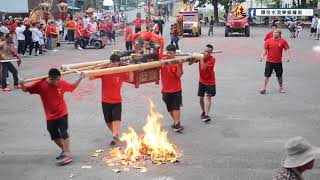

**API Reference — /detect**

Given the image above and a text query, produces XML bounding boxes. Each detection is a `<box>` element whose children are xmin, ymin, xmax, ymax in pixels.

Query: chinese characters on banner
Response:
<box><xmin>249</xmin><ymin>8</ymin><xmax>314</xmax><ymax>17</ymax></box>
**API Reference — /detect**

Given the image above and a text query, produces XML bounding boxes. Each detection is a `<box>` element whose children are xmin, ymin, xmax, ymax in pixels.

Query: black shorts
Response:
<box><xmin>198</xmin><ymin>82</ymin><xmax>216</xmax><ymax>97</ymax></box>
<box><xmin>265</xmin><ymin>61</ymin><xmax>283</xmax><ymax>78</ymax></box>
<box><xmin>102</xmin><ymin>102</ymin><xmax>122</xmax><ymax>123</ymax></box>
<box><xmin>107</xmin><ymin>32</ymin><xmax>113</xmax><ymax>39</ymax></box>
<box><xmin>135</xmin><ymin>28</ymin><xmax>141</xmax><ymax>33</ymax></box>
<box><xmin>162</xmin><ymin>91</ymin><xmax>182</xmax><ymax>112</ymax></box>
<box><xmin>100</xmin><ymin>30</ymin><xmax>106</xmax><ymax>36</ymax></box>
<box><xmin>311</xmin><ymin>27</ymin><xmax>317</xmax><ymax>33</ymax></box>
<box><xmin>125</xmin><ymin>41</ymin><xmax>132</xmax><ymax>50</ymax></box>
<box><xmin>46</xmin><ymin>115</ymin><xmax>69</xmax><ymax>140</ymax></box>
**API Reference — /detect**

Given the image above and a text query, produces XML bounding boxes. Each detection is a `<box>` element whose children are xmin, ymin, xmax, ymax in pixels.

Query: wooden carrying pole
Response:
<box><xmin>60</xmin><ymin>60</ymin><xmax>110</xmax><ymax>71</ymax></box>
<box><xmin>23</xmin><ymin>63</ymin><xmax>108</xmax><ymax>83</ymax></box>
<box><xmin>83</xmin><ymin>54</ymin><xmax>203</xmax><ymax>78</ymax></box>
<box><xmin>0</xmin><ymin>59</ymin><xmax>20</xmax><ymax>63</ymax></box>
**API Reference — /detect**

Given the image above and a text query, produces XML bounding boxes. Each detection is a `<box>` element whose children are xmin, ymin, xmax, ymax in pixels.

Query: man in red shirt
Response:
<box><xmin>20</xmin><ymin>68</ymin><xmax>84</xmax><ymax>165</ymax></box>
<box><xmin>107</xmin><ymin>19</ymin><xmax>115</xmax><ymax>45</ymax></box>
<box><xmin>91</xmin><ymin>54</ymin><xmax>133</xmax><ymax>145</ymax></box>
<box><xmin>160</xmin><ymin>45</ymin><xmax>184</xmax><ymax>132</ymax></box>
<box><xmin>99</xmin><ymin>19</ymin><xmax>107</xmax><ymax>36</ymax></box>
<box><xmin>190</xmin><ymin>44</ymin><xmax>216</xmax><ymax>122</ymax></box>
<box><xmin>264</xmin><ymin>24</ymin><xmax>277</xmax><ymax>41</ymax></box>
<box><xmin>260</xmin><ymin>29</ymin><xmax>290</xmax><ymax>94</ymax></box>
<box><xmin>82</xmin><ymin>26</ymin><xmax>92</xmax><ymax>40</ymax></box>
<box><xmin>124</xmin><ymin>23</ymin><xmax>132</xmax><ymax>50</ymax></box>
<box><xmin>133</xmin><ymin>16</ymin><xmax>144</xmax><ymax>33</ymax></box>
<box><xmin>75</xmin><ymin>19</ymin><xmax>83</xmax><ymax>50</ymax></box>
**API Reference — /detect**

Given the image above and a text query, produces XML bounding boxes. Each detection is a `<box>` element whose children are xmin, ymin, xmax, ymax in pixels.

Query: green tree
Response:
<box><xmin>96</xmin><ymin>0</ymin><xmax>104</xmax><ymax>9</ymax></box>
<box><xmin>254</xmin><ymin>0</ymin><xmax>282</xmax><ymax>7</ymax></box>
<box><xmin>307</xmin><ymin>0</ymin><xmax>318</xmax><ymax>8</ymax></box>
<box><xmin>198</xmin><ymin>0</ymin><xmax>247</xmax><ymax>23</ymax></box>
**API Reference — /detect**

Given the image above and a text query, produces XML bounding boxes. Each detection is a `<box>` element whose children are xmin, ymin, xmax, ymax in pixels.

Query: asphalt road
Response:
<box><xmin>0</xmin><ymin>22</ymin><xmax>320</xmax><ymax>180</ymax></box>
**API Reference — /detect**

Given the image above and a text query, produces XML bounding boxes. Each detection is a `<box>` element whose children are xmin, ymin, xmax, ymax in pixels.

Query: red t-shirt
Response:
<box><xmin>264</xmin><ymin>31</ymin><xmax>273</xmax><ymax>41</ymax></box>
<box><xmin>124</xmin><ymin>26</ymin><xmax>132</xmax><ymax>42</ymax></box>
<box><xmin>100</xmin><ymin>73</ymin><xmax>129</xmax><ymax>103</ymax></box>
<box><xmin>45</xmin><ymin>26</ymin><xmax>52</xmax><ymax>37</ymax></box>
<box><xmin>118</xmin><ymin>22</ymin><xmax>125</xmax><ymax>30</ymax></box>
<box><xmin>160</xmin><ymin>57</ymin><xmax>182</xmax><ymax>93</ymax></box>
<box><xmin>82</xmin><ymin>28</ymin><xmax>91</xmax><ymax>38</ymax></box>
<box><xmin>6</xmin><ymin>24</ymin><xmax>12</xmax><ymax>32</ymax></box>
<box><xmin>66</xmin><ymin>20</ymin><xmax>76</xmax><ymax>30</ymax></box>
<box><xmin>26</xmin><ymin>79</ymin><xmax>74</xmax><ymax>120</ymax></box>
<box><xmin>108</xmin><ymin>20</ymin><xmax>114</xmax><ymax>32</ymax></box>
<box><xmin>99</xmin><ymin>22</ymin><xmax>107</xmax><ymax>32</ymax></box>
<box><xmin>264</xmin><ymin>37</ymin><xmax>289</xmax><ymax>63</ymax></box>
<box><xmin>75</xmin><ymin>23</ymin><xmax>83</xmax><ymax>38</ymax></box>
<box><xmin>199</xmin><ymin>56</ymin><xmax>216</xmax><ymax>85</ymax></box>
<box><xmin>133</xmin><ymin>18</ymin><xmax>143</xmax><ymax>28</ymax></box>
<box><xmin>12</xmin><ymin>22</ymin><xmax>18</xmax><ymax>30</ymax></box>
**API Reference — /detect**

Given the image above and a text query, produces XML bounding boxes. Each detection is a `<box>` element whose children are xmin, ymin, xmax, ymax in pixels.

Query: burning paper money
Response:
<box><xmin>102</xmin><ymin>99</ymin><xmax>181</xmax><ymax>172</ymax></box>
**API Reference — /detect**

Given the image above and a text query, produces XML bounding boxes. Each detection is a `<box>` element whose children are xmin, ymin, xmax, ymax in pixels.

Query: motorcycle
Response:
<box><xmin>74</xmin><ymin>33</ymin><xmax>107</xmax><ymax>49</ymax></box>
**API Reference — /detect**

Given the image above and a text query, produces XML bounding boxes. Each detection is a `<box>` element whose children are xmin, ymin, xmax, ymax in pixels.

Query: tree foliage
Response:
<box><xmin>197</xmin><ymin>0</ymin><xmax>246</xmax><ymax>22</ymax></box>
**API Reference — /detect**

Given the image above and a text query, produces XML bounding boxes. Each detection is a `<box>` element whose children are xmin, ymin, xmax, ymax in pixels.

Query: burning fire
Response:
<box><xmin>106</xmin><ymin>99</ymin><xmax>178</xmax><ymax>168</ymax></box>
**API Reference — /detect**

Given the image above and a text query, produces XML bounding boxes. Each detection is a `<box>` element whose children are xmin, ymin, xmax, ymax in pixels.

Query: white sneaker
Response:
<box><xmin>77</xmin><ymin>47</ymin><xmax>83</xmax><ymax>50</ymax></box>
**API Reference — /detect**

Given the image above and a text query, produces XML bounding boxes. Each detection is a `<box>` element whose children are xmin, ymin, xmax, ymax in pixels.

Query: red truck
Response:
<box><xmin>225</xmin><ymin>12</ymin><xmax>250</xmax><ymax>37</ymax></box>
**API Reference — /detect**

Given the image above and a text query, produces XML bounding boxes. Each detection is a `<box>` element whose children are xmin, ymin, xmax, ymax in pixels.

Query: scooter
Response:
<box><xmin>75</xmin><ymin>33</ymin><xmax>107</xmax><ymax>49</ymax></box>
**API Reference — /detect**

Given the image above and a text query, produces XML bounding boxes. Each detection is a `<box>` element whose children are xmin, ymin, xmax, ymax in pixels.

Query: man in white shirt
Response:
<box><xmin>56</xmin><ymin>18</ymin><xmax>63</xmax><ymax>40</ymax></box>
<box><xmin>38</xmin><ymin>24</ymin><xmax>45</xmax><ymax>54</ymax></box>
<box><xmin>310</xmin><ymin>14</ymin><xmax>318</xmax><ymax>39</ymax></box>
<box><xmin>30</xmin><ymin>23</ymin><xmax>40</xmax><ymax>56</ymax></box>
<box><xmin>15</xmin><ymin>22</ymin><xmax>26</xmax><ymax>56</ymax></box>
<box><xmin>0</xmin><ymin>22</ymin><xmax>9</xmax><ymax>37</ymax></box>
<box><xmin>317</xmin><ymin>18</ymin><xmax>320</xmax><ymax>40</ymax></box>
<box><xmin>83</xmin><ymin>15</ymin><xmax>90</xmax><ymax>28</ymax></box>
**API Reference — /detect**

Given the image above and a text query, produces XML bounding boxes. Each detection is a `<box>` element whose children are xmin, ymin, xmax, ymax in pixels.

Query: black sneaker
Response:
<box><xmin>260</xmin><ymin>89</ymin><xmax>266</xmax><ymax>94</ymax></box>
<box><xmin>202</xmin><ymin>115</ymin><xmax>211</xmax><ymax>122</ymax></box>
<box><xmin>56</xmin><ymin>154</ymin><xmax>73</xmax><ymax>166</ymax></box>
<box><xmin>200</xmin><ymin>112</ymin><xmax>206</xmax><ymax>119</ymax></box>
<box><xmin>56</xmin><ymin>150</ymin><xmax>65</xmax><ymax>160</ymax></box>
<box><xmin>172</xmin><ymin>122</ymin><xmax>184</xmax><ymax>132</ymax></box>
<box><xmin>110</xmin><ymin>136</ymin><xmax>119</xmax><ymax>146</ymax></box>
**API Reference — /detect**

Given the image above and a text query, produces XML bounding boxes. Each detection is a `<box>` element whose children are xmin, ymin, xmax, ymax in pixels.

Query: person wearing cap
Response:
<box><xmin>90</xmin><ymin>54</ymin><xmax>133</xmax><ymax>146</ymax></box>
<box><xmin>273</xmin><ymin>136</ymin><xmax>320</xmax><ymax>180</ymax></box>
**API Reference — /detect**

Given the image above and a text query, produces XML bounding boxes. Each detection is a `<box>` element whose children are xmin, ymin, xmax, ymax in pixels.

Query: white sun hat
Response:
<box><xmin>282</xmin><ymin>136</ymin><xmax>320</xmax><ymax>168</ymax></box>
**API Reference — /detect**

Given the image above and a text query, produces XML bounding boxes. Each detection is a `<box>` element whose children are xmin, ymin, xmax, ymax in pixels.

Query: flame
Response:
<box><xmin>109</xmin><ymin>99</ymin><xmax>177</xmax><ymax>164</ymax></box>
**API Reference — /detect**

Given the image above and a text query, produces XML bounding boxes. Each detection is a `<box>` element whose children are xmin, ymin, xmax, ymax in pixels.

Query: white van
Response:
<box><xmin>103</xmin><ymin>0</ymin><xmax>114</xmax><ymax>13</ymax></box>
